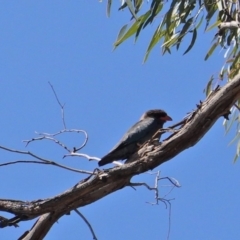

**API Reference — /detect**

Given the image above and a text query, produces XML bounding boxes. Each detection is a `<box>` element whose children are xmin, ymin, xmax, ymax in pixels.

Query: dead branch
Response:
<box><xmin>129</xmin><ymin>171</ymin><xmax>177</xmax><ymax>240</ymax></box>
<box><xmin>19</xmin><ymin>212</ymin><xmax>63</xmax><ymax>240</ymax></box>
<box><xmin>48</xmin><ymin>81</ymin><xmax>67</xmax><ymax>129</ymax></box>
<box><xmin>0</xmin><ymin>145</ymin><xmax>93</xmax><ymax>175</ymax></box>
<box><xmin>65</xmin><ymin>152</ymin><xmax>123</xmax><ymax>166</ymax></box>
<box><xmin>1</xmin><ymin>72</ymin><xmax>240</xmax><ymax>239</ymax></box>
<box><xmin>24</xmin><ymin>129</ymin><xmax>88</xmax><ymax>152</ymax></box>
<box><xmin>219</xmin><ymin>21</ymin><xmax>240</xmax><ymax>30</ymax></box>
<box><xmin>74</xmin><ymin>209</ymin><xmax>98</xmax><ymax>240</ymax></box>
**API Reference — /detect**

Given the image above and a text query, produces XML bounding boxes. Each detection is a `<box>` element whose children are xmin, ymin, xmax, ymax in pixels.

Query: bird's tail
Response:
<box><xmin>98</xmin><ymin>155</ymin><xmax>114</xmax><ymax>166</ymax></box>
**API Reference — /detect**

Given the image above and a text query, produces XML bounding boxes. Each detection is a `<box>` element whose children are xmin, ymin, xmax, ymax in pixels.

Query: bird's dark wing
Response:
<box><xmin>98</xmin><ymin>118</ymin><xmax>157</xmax><ymax>166</ymax></box>
<box><xmin>111</xmin><ymin>117</ymin><xmax>156</xmax><ymax>150</ymax></box>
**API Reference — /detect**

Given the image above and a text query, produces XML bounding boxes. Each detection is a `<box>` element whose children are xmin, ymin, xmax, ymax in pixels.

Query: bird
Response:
<box><xmin>98</xmin><ymin>109</ymin><xmax>172</xmax><ymax>166</ymax></box>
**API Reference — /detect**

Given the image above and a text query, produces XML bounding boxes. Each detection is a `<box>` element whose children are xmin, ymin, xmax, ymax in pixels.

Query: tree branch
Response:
<box><xmin>219</xmin><ymin>21</ymin><xmax>240</xmax><ymax>31</ymax></box>
<box><xmin>19</xmin><ymin>212</ymin><xmax>63</xmax><ymax>240</ymax></box>
<box><xmin>48</xmin><ymin>81</ymin><xmax>67</xmax><ymax>129</ymax></box>
<box><xmin>74</xmin><ymin>209</ymin><xmax>97</xmax><ymax>240</ymax></box>
<box><xmin>1</xmin><ymin>73</ymin><xmax>240</xmax><ymax>239</ymax></box>
<box><xmin>0</xmin><ymin>145</ymin><xmax>93</xmax><ymax>175</ymax></box>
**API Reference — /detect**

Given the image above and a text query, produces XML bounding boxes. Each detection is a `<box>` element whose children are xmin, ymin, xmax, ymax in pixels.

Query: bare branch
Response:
<box><xmin>219</xmin><ymin>21</ymin><xmax>240</xmax><ymax>31</ymax></box>
<box><xmin>74</xmin><ymin>209</ymin><xmax>98</xmax><ymax>240</ymax></box>
<box><xmin>24</xmin><ymin>129</ymin><xmax>88</xmax><ymax>153</ymax></box>
<box><xmin>1</xmin><ymin>73</ymin><xmax>240</xmax><ymax>239</ymax></box>
<box><xmin>36</xmin><ymin>129</ymin><xmax>87</xmax><ymax>138</ymax></box>
<box><xmin>128</xmin><ymin>171</ymin><xmax>180</xmax><ymax>204</ymax></box>
<box><xmin>129</xmin><ymin>171</ymin><xmax>177</xmax><ymax>240</ymax></box>
<box><xmin>0</xmin><ymin>216</ymin><xmax>19</xmax><ymax>228</ymax></box>
<box><xmin>128</xmin><ymin>182</ymin><xmax>156</xmax><ymax>191</ymax></box>
<box><xmin>159</xmin><ymin>177</ymin><xmax>181</xmax><ymax>188</ymax></box>
<box><xmin>0</xmin><ymin>145</ymin><xmax>93</xmax><ymax>175</ymax></box>
<box><xmin>0</xmin><ymin>160</ymin><xmax>48</xmax><ymax>167</ymax></box>
<box><xmin>63</xmin><ymin>152</ymin><xmax>101</xmax><ymax>161</ymax></box>
<box><xmin>165</xmin><ymin>199</ymin><xmax>172</xmax><ymax>240</ymax></box>
<box><xmin>23</xmin><ymin>136</ymin><xmax>72</xmax><ymax>152</ymax></box>
<box><xmin>19</xmin><ymin>212</ymin><xmax>63</xmax><ymax>240</ymax></box>
<box><xmin>48</xmin><ymin>81</ymin><xmax>67</xmax><ymax>129</ymax></box>
<box><xmin>64</xmin><ymin>152</ymin><xmax>123</xmax><ymax>166</ymax></box>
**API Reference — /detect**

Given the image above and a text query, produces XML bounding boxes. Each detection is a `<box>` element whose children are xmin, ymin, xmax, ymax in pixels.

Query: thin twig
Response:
<box><xmin>128</xmin><ymin>172</ymin><xmax>180</xmax><ymax>204</ymax></box>
<box><xmin>128</xmin><ymin>171</ymin><xmax>180</xmax><ymax>240</ymax></box>
<box><xmin>23</xmin><ymin>136</ymin><xmax>71</xmax><ymax>152</ymax></box>
<box><xmin>63</xmin><ymin>153</ymin><xmax>101</xmax><ymax>161</ymax></box>
<box><xmin>161</xmin><ymin>186</ymin><xmax>177</xmax><ymax>199</ymax></box>
<box><xmin>153</xmin><ymin>171</ymin><xmax>161</xmax><ymax>204</ymax></box>
<box><xmin>168</xmin><ymin>118</ymin><xmax>187</xmax><ymax>129</ymax></box>
<box><xmin>24</xmin><ymin>129</ymin><xmax>88</xmax><ymax>152</ymax></box>
<box><xmin>0</xmin><ymin>159</ymin><xmax>93</xmax><ymax>175</ymax></box>
<box><xmin>74</xmin><ymin>209</ymin><xmax>98</xmax><ymax>240</ymax></box>
<box><xmin>128</xmin><ymin>182</ymin><xmax>156</xmax><ymax>191</ymax></box>
<box><xmin>0</xmin><ymin>216</ymin><xmax>19</xmax><ymax>228</ymax></box>
<box><xmin>0</xmin><ymin>160</ymin><xmax>48</xmax><ymax>167</ymax></box>
<box><xmin>36</xmin><ymin>129</ymin><xmax>87</xmax><ymax>138</ymax></box>
<box><xmin>0</xmin><ymin>145</ymin><xmax>93</xmax><ymax>175</ymax></box>
<box><xmin>166</xmin><ymin>201</ymin><xmax>172</xmax><ymax>240</ymax></box>
<box><xmin>64</xmin><ymin>153</ymin><xmax>123</xmax><ymax>166</ymax></box>
<box><xmin>48</xmin><ymin>81</ymin><xmax>67</xmax><ymax>129</ymax></box>
<box><xmin>159</xmin><ymin>177</ymin><xmax>181</xmax><ymax>188</ymax></box>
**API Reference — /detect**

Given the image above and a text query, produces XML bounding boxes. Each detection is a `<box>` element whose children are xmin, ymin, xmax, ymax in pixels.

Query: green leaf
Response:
<box><xmin>166</xmin><ymin>0</ymin><xmax>178</xmax><ymax>30</ymax></box>
<box><xmin>219</xmin><ymin>65</ymin><xmax>226</xmax><ymax>80</ymax></box>
<box><xmin>143</xmin><ymin>25</ymin><xmax>165</xmax><ymax>62</ymax></box>
<box><xmin>205</xmin><ymin>4</ymin><xmax>217</xmax><ymax>30</ymax></box>
<box><xmin>114</xmin><ymin>12</ymin><xmax>150</xmax><ymax>48</ymax></box>
<box><xmin>180</xmin><ymin>3</ymin><xmax>196</xmax><ymax>23</ymax></box>
<box><xmin>162</xmin><ymin>46</ymin><xmax>171</xmax><ymax>55</ymax></box>
<box><xmin>177</xmin><ymin>17</ymin><xmax>193</xmax><ymax>50</ymax></box>
<box><xmin>227</xmin><ymin>44</ymin><xmax>238</xmax><ymax>60</ymax></box>
<box><xmin>135</xmin><ymin>10</ymin><xmax>151</xmax><ymax>41</ymax></box>
<box><xmin>125</xmin><ymin>0</ymin><xmax>138</xmax><ymax>20</ymax></box>
<box><xmin>226</xmin><ymin>114</ymin><xmax>238</xmax><ymax>135</ymax></box>
<box><xmin>204</xmin><ymin>42</ymin><xmax>218</xmax><ymax>60</ymax></box>
<box><xmin>206</xmin><ymin>20</ymin><xmax>221</xmax><ymax>32</ymax></box>
<box><xmin>195</xmin><ymin>15</ymin><xmax>204</xmax><ymax>30</ymax></box>
<box><xmin>231</xmin><ymin>51</ymin><xmax>240</xmax><ymax>71</ymax></box>
<box><xmin>179</xmin><ymin>0</ymin><xmax>187</xmax><ymax>18</ymax></box>
<box><xmin>183</xmin><ymin>28</ymin><xmax>197</xmax><ymax>55</ymax></box>
<box><xmin>116</xmin><ymin>24</ymin><xmax>128</xmax><ymax>42</ymax></box>
<box><xmin>114</xmin><ymin>22</ymin><xmax>139</xmax><ymax>48</ymax></box>
<box><xmin>227</xmin><ymin>30</ymin><xmax>236</xmax><ymax>46</ymax></box>
<box><xmin>233</xmin><ymin>152</ymin><xmax>239</xmax><ymax>163</ymax></box>
<box><xmin>234</xmin><ymin>141</ymin><xmax>240</xmax><ymax>163</ymax></box>
<box><xmin>204</xmin><ymin>75</ymin><xmax>214</xmax><ymax>96</ymax></box>
<box><xmin>119</xmin><ymin>2</ymin><xmax>127</xmax><ymax>10</ymax></box>
<box><xmin>162</xmin><ymin>33</ymin><xmax>179</xmax><ymax>48</ymax></box>
<box><xmin>143</xmin><ymin>1</ymin><xmax>163</xmax><ymax>28</ymax></box>
<box><xmin>204</xmin><ymin>0</ymin><xmax>215</xmax><ymax>12</ymax></box>
<box><xmin>107</xmin><ymin>0</ymin><xmax>112</xmax><ymax>17</ymax></box>
<box><xmin>134</xmin><ymin>0</ymin><xmax>143</xmax><ymax>13</ymax></box>
<box><xmin>229</xmin><ymin>133</ymin><xmax>240</xmax><ymax>148</ymax></box>
<box><xmin>216</xmin><ymin>0</ymin><xmax>223</xmax><ymax>10</ymax></box>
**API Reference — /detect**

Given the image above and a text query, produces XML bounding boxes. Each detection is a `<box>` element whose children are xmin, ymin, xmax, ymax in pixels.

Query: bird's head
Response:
<box><xmin>140</xmin><ymin>109</ymin><xmax>172</xmax><ymax>122</ymax></box>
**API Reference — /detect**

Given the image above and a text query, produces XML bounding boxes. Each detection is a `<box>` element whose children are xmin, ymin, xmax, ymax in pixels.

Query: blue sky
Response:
<box><xmin>0</xmin><ymin>1</ymin><xmax>239</xmax><ymax>240</ymax></box>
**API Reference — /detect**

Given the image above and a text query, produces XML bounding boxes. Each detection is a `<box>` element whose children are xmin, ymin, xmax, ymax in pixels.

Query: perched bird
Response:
<box><xmin>98</xmin><ymin>109</ymin><xmax>172</xmax><ymax>166</ymax></box>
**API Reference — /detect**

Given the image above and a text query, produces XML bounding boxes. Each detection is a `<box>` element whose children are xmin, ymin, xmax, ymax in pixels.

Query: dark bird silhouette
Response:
<box><xmin>98</xmin><ymin>109</ymin><xmax>172</xmax><ymax>166</ymax></box>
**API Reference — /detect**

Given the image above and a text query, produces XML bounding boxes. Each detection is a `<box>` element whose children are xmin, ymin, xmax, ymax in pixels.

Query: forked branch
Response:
<box><xmin>0</xmin><ymin>73</ymin><xmax>240</xmax><ymax>239</ymax></box>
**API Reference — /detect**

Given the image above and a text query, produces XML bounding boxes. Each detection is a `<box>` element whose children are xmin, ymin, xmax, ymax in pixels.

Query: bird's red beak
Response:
<box><xmin>161</xmin><ymin>115</ymin><xmax>172</xmax><ymax>121</ymax></box>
